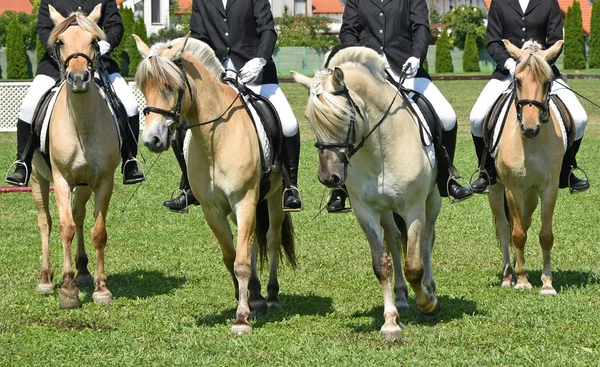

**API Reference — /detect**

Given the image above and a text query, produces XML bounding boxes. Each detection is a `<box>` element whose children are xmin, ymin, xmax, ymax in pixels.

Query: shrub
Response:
<box><xmin>564</xmin><ymin>1</ymin><xmax>586</xmax><ymax>70</ymax></box>
<box><xmin>274</xmin><ymin>6</ymin><xmax>339</xmax><ymax>48</ymax></box>
<box><xmin>7</xmin><ymin>17</ymin><xmax>29</xmax><ymax>79</ymax></box>
<box><xmin>463</xmin><ymin>31</ymin><xmax>480</xmax><ymax>72</ymax></box>
<box><xmin>435</xmin><ymin>28</ymin><xmax>453</xmax><ymax>73</ymax></box>
<box><xmin>440</xmin><ymin>5</ymin><xmax>486</xmax><ymax>49</ymax></box>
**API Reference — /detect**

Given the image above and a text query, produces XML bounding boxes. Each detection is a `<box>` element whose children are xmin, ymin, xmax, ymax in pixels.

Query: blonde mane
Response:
<box><xmin>48</xmin><ymin>12</ymin><xmax>106</xmax><ymax>47</ymax></box>
<box><xmin>517</xmin><ymin>40</ymin><xmax>553</xmax><ymax>84</ymax></box>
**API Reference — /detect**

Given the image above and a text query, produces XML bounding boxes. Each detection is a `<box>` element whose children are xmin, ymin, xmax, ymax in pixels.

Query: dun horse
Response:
<box><xmin>32</xmin><ymin>5</ymin><xmax>121</xmax><ymax>308</ymax></box>
<box><xmin>293</xmin><ymin>47</ymin><xmax>442</xmax><ymax>340</ymax></box>
<box><xmin>133</xmin><ymin>35</ymin><xmax>296</xmax><ymax>335</ymax></box>
<box><xmin>487</xmin><ymin>40</ymin><xmax>565</xmax><ymax>295</ymax></box>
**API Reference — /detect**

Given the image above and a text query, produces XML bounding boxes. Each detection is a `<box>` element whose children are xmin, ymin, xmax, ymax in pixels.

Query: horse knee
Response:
<box><xmin>404</xmin><ymin>263</ymin><xmax>424</xmax><ymax>285</ymax></box>
<box><xmin>91</xmin><ymin>226</ymin><xmax>107</xmax><ymax>248</ymax></box>
<box><xmin>539</xmin><ymin>231</ymin><xmax>554</xmax><ymax>249</ymax></box>
<box><xmin>512</xmin><ymin>230</ymin><xmax>527</xmax><ymax>247</ymax></box>
<box><xmin>59</xmin><ymin>221</ymin><xmax>75</xmax><ymax>241</ymax></box>
<box><xmin>234</xmin><ymin>260</ymin><xmax>251</xmax><ymax>280</ymax></box>
<box><xmin>372</xmin><ymin>254</ymin><xmax>393</xmax><ymax>282</ymax></box>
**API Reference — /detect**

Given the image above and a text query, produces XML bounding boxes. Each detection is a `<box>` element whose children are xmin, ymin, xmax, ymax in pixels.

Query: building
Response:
<box><xmin>271</xmin><ymin>0</ymin><xmax>314</xmax><ymax>17</ymax></box>
<box><xmin>311</xmin><ymin>0</ymin><xmax>344</xmax><ymax>32</ymax></box>
<box><xmin>0</xmin><ymin>0</ymin><xmax>33</xmax><ymax>15</ymax></box>
<box><xmin>118</xmin><ymin>0</ymin><xmax>170</xmax><ymax>35</ymax></box>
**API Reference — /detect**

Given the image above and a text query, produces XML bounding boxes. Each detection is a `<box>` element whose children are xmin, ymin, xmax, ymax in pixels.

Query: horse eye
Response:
<box><xmin>56</xmin><ymin>40</ymin><xmax>64</xmax><ymax>47</ymax></box>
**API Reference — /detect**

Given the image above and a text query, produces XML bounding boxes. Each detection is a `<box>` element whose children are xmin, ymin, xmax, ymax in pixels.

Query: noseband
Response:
<box><xmin>513</xmin><ymin>64</ymin><xmax>553</xmax><ymax>124</ymax></box>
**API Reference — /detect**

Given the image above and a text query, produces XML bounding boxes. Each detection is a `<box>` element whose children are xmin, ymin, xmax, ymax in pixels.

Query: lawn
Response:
<box><xmin>0</xmin><ymin>80</ymin><xmax>599</xmax><ymax>366</ymax></box>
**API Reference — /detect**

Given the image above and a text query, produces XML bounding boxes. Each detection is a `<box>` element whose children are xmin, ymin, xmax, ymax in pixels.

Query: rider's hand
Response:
<box><xmin>402</xmin><ymin>57</ymin><xmax>420</xmax><ymax>78</ymax></box>
<box><xmin>239</xmin><ymin>58</ymin><xmax>267</xmax><ymax>84</ymax></box>
<box><xmin>98</xmin><ymin>40</ymin><xmax>111</xmax><ymax>56</ymax></box>
<box><xmin>504</xmin><ymin>58</ymin><xmax>517</xmax><ymax>77</ymax></box>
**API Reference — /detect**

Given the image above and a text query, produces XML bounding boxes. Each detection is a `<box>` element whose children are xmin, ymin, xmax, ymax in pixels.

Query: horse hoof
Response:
<box><xmin>540</xmin><ymin>287</ymin><xmax>557</xmax><ymax>296</ymax></box>
<box><xmin>75</xmin><ymin>273</ymin><xmax>94</xmax><ymax>288</ymax></box>
<box><xmin>36</xmin><ymin>283</ymin><xmax>55</xmax><ymax>295</ymax></box>
<box><xmin>514</xmin><ymin>282</ymin><xmax>533</xmax><ymax>290</ymax></box>
<box><xmin>231</xmin><ymin>323</ymin><xmax>253</xmax><ymax>336</ymax></box>
<box><xmin>380</xmin><ymin>325</ymin><xmax>402</xmax><ymax>341</ymax></box>
<box><xmin>395</xmin><ymin>300</ymin><xmax>410</xmax><ymax>310</ymax></box>
<box><xmin>267</xmin><ymin>301</ymin><xmax>281</xmax><ymax>309</ymax></box>
<box><xmin>59</xmin><ymin>292</ymin><xmax>80</xmax><ymax>309</ymax></box>
<box><xmin>92</xmin><ymin>290</ymin><xmax>113</xmax><ymax>305</ymax></box>
<box><xmin>418</xmin><ymin>300</ymin><xmax>441</xmax><ymax>318</ymax></box>
<box><xmin>501</xmin><ymin>279</ymin><xmax>513</xmax><ymax>288</ymax></box>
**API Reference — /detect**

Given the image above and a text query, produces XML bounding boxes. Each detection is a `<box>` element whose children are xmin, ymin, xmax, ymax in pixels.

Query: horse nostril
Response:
<box><xmin>331</xmin><ymin>175</ymin><xmax>341</xmax><ymax>186</ymax></box>
<box><xmin>152</xmin><ymin>136</ymin><xmax>161</xmax><ymax>147</ymax></box>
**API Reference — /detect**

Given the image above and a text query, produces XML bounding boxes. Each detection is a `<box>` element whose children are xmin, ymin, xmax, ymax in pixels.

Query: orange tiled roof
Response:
<box><xmin>312</xmin><ymin>0</ymin><xmax>344</xmax><ymax>14</ymax></box>
<box><xmin>0</xmin><ymin>0</ymin><xmax>33</xmax><ymax>14</ymax></box>
<box><xmin>483</xmin><ymin>0</ymin><xmax>592</xmax><ymax>34</ymax></box>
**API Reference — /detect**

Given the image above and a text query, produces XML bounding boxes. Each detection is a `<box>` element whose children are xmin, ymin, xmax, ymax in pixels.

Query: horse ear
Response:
<box><xmin>332</xmin><ymin>67</ymin><xmax>345</xmax><ymax>88</ymax></box>
<box><xmin>503</xmin><ymin>39</ymin><xmax>526</xmax><ymax>61</ymax></box>
<box><xmin>291</xmin><ymin>71</ymin><xmax>312</xmax><ymax>89</ymax></box>
<box><xmin>539</xmin><ymin>40</ymin><xmax>564</xmax><ymax>62</ymax></box>
<box><xmin>87</xmin><ymin>4</ymin><xmax>102</xmax><ymax>23</ymax></box>
<box><xmin>48</xmin><ymin>5</ymin><xmax>65</xmax><ymax>25</ymax></box>
<box><xmin>133</xmin><ymin>34</ymin><xmax>150</xmax><ymax>58</ymax></box>
<box><xmin>170</xmin><ymin>32</ymin><xmax>191</xmax><ymax>59</ymax></box>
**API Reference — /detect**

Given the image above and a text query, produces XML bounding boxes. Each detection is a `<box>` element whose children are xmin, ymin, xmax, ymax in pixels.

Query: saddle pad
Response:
<box><xmin>39</xmin><ymin>81</ymin><xmax>121</xmax><ymax>154</ymax></box>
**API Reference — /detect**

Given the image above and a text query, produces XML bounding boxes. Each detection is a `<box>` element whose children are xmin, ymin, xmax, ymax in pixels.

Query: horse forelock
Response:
<box><xmin>517</xmin><ymin>41</ymin><xmax>553</xmax><ymax>84</ymax></box>
<box><xmin>48</xmin><ymin>13</ymin><xmax>106</xmax><ymax>48</ymax></box>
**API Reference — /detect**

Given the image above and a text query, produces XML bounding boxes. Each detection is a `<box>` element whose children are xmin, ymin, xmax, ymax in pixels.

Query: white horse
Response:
<box><xmin>293</xmin><ymin>46</ymin><xmax>442</xmax><ymax>340</ymax></box>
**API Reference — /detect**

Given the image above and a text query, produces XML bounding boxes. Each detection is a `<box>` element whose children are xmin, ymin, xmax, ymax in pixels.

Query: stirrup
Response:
<box><xmin>122</xmin><ymin>158</ymin><xmax>145</xmax><ymax>184</ymax></box>
<box><xmin>569</xmin><ymin>167</ymin><xmax>590</xmax><ymax>194</ymax></box>
<box><xmin>168</xmin><ymin>188</ymin><xmax>191</xmax><ymax>213</ymax></box>
<box><xmin>326</xmin><ymin>187</ymin><xmax>352</xmax><ymax>213</ymax></box>
<box><xmin>282</xmin><ymin>185</ymin><xmax>303</xmax><ymax>212</ymax></box>
<box><xmin>469</xmin><ymin>168</ymin><xmax>490</xmax><ymax>195</ymax></box>
<box><xmin>4</xmin><ymin>161</ymin><xmax>29</xmax><ymax>186</ymax></box>
<box><xmin>446</xmin><ymin>175</ymin><xmax>473</xmax><ymax>204</ymax></box>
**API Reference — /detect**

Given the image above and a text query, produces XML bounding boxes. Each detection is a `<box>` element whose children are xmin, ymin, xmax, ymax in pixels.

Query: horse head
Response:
<box><xmin>48</xmin><ymin>4</ymin><xmax>104</xmax><ymax>93</ymax></box>
<box><xmin>503</xmin><ymin>39</ymin><xmax>563</xmax><ymax>138</ymax></box>
<box><xmin>134</xmin><ymin>34</ymin><xmax>195</xmax><ymax>152</ymax></box>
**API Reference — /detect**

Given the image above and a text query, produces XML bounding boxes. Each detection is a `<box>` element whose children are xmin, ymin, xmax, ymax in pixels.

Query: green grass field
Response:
<box><xmin>0</xmin><ymin>80</ymin><xmax>599</xmax><ymax>366</ymax></box>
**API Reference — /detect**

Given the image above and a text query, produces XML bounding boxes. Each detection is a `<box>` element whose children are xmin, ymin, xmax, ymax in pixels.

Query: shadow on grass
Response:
<box><xmin>349</xmin><ymin>294</ymin><xmax>482</xmax><ymax>333</ymax></box>
<box><xmin>494</xmin><ymin>269</ymin><xmax>600</xmax><ymax>290</ymax></box>
<box><xmin>107</xmin><ymin>270</ymin><xmax>187</xmax><ymax>299</ymax></box>
<box><xmin>196</xmin><ymin>293</ymin><xmax>334</xmax><ymax>328</ymax></box>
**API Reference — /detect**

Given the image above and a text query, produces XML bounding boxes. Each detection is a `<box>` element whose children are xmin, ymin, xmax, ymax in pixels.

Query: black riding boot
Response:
<box><xmin>326</xmin><ymin>186</ymin><xmax>350</xmax><ymax>213</ymax></box>
<box><xmin>471</xmin><ymin>134</ymin><xmax>496</xmax><ymax>194</ymax></box>
<box><xmin>121</xmin><ymin>115</ymin><xmax>145</xmax><ymax>185</ymax></box>
<box><xmin>163</xmin><ymin>122</ymin><xmax>200</xmax><ymax>212</ymax></box>
<box><xmin>437</xmin><ymin>124</ymin><xmax>472</xmax><ymax>202</ymax></box>
<box><xmin>5</xmin><ymin>119</ymin><xmax>35</xmax><ymax>186</ymax></box>
<box><xmin>282</xmin><ymin>131</ymin><xmax>302</xmax><ymax>211</ymax></box>
<box><xmin>559</xmin><ymin>138</ymin><xmax>590</xmax><ymax>193</ymax></box>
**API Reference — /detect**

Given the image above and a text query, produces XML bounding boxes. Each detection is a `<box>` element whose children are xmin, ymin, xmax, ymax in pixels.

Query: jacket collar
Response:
<box><xmin>225</xmin><ymin>0</ymin><xmax>239</xmax><ymax>14</ymax></box>
<box><xmin>367</xmin><ymin>0</ymin><xmax>384</xmax><ymax>12</ymax></box>
<box><xmin>208</xmin><ymin>0</ymin><xmax>226</xmax><ymax>16</ymax></box>
<box><xmin>508</xmin><ymin>0</ymin><xmax>540</xmax><ymax>16</ymax></box>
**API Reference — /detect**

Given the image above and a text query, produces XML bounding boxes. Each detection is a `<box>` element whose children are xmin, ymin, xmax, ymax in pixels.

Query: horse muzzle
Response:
<box><xmin>520</xmin><ymin>122</ymin><xmax>540</xmax><ymax>139</ymax></box>
<box><xmin>142</xmin><ymin>121</ymin><xmax>171</xmax><ymax>152</ymax></box>
<box><xmin>66</xmin><ymin>70</ymin><xmax>92</xmax><ymax>93</ymax></box>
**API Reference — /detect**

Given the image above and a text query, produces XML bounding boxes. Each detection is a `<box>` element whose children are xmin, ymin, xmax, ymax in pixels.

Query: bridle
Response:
<box><xmin>53</xmin><ymin>22</ymin><xmax>100</xmax><ymax>85</ymax></box>
<box><xmin>512</xmin><ymin>55</ymin><xmax>553</xmax><ymax>124</ymax></box>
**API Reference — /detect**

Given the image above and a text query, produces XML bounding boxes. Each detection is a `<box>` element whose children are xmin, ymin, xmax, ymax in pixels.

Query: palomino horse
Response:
<box><xmin>32</xmin><ymin>5</ymin><xmax>121</xmax><ymax>308</ymax></box>
<box><xmin>487</xmin><ymin>40</ymin><xmax>565</xmax><ymax>294</ymax></box>
<box><xmin>133</xmin><ymin>35</ymin><xmax>296</xmax><ymax>335</ymax></box>
<box><xmin>292</xmin><ymin>47</ymin><xmax>442</xmax><ymax>340</ymax></box>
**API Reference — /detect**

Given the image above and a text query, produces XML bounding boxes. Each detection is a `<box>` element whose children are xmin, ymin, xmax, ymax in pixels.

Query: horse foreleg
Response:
<box><xmin>205</xmin><ymin>210</ymin><xmax>237</xmax><ymax>296</ymax></box>
<box><xmin>488</xmin><ymin>183</ymin><xmax>514</xmax><ymax>287</ymax></box>
<box><xmin>381</xmin><ymin>212</ymin><xmax>408</xmax><ymax>310</ymax></box>
<box><xmin>505</xmin><ymin>189</ymin><xmax>535</xmax><ymax>290</ymax></box>
<box><xmin>539</xmin><ymin>186</ymin><xmax>559</xmax><ymax>296</ymax></box>
<box><xmin>265</xmin><ymin>192</ymin><xmax>287</xmax><ymax>309</ymax></box>
<box><xmin>354</xmin><ymin>204</ymin><xmax>401</xmax><ymax>340</ymax></box>
<box><xmin>53</xmin><ymin>175</ymin><xmax>79</xmax><ymax>309</ymax></box>
<box><xmin>73</xmin><ymin>186</ymin><xmax>94</xmax><ymax>288</ymax></box>
<box><xmin>421</xmin><ymin>190</ymin><xmax>442</xmax><ymax>300</ymax></box>
<box><xmin>31</xmin><ymin>167</ymin><xmax>54</xmax><ymax>295</ymax></box>
<box><xmin>248</xmin><ymin>240</ymin><xmax>267</xmax><ymax>317</ymax></box>
<box><xmin>90</xmin><ymin>180</ymin><xmax>114</xmax><ymax>305</ymax></box>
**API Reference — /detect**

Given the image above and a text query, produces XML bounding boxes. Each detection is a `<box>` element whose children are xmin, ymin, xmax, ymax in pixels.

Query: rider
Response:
<box><xmin>327</xmin><ymin>0</ymin><xmax>473</xmax><ymax>212</ymax></box>
<box><xmin>5</xmin><ymin>0</ymin><xmax>144</xmax><ymax>186</ymax></box>
<box><xmin>163</xmin><ymin>0</ymin><xmax>303</xmax><ymax>212</ymax></box>
<box><xmin>469</xmin><ymin>0</ymin><xmax>589</xmax><ymax>194</ymax></box>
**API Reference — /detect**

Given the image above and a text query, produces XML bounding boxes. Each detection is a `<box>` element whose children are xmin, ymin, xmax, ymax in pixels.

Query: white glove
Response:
<box><xmin>239</xmin><ymin>58</ymin><xmax>267</xmax><ymax>84</ymax></box>
<box><xmin>504</xmin><ymin>58</ymin><xmax>517</xmax><ymax>77</ymax></box>
<box><xmin>98</xmin><ymin>40</ymin><xmax>111</xmax><ymax>56</ymax></box>
<box><xmin>402</xmin><ymin>56</ymin><xmax>420</xmax><ymax>78</ymax></box>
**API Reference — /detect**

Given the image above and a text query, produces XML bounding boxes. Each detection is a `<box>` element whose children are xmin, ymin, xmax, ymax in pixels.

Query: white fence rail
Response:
<box><xmin>0</xmin><ymin>82</ymin><xmax>147</xmax><ymax>132</ymax></box>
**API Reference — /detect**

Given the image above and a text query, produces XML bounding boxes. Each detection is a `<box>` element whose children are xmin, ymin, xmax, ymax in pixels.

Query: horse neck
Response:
<box><xmin>64</xmin><ymin>82</ymin><xmax>104</xmax><ymax>137</ymax></box>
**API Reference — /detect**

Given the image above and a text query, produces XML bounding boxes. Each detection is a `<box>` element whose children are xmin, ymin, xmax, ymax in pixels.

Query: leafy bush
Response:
<box><xmin>588</xmin><ymin>1</ymin><xmax>600</xmax><ymax>69</ymax></box>
<box><xmin>440</xmin><ymin>5</ymin><xmax>486</xmax><ymax>50</ymax></box>
<box><xmin>0</xmin><ymin>11</ymin><xmax>36</xmax><ymax>49</ymax></box>
<box><xmin>564</xmin><ymin>1</ymin><xmax>586</xmax><ymax>70</ymax></box>
<box><xmin>463</xmin><ymin>31</ymin><xmax>480</xmax><ymax>72</ymax></box>
<box><xmin>7</xmin><ymin>17</ymin><xmax>29</xmax><ymax>79</ymax></box>
<box><xmin>112</xmin><ymin>5</ymin><xmax>135</xmax><ymax>75</ymax></box>
<box><xmin>435</xmin><ymin>28</ymin><xmax>453</xmax><ymax>73</ymax></box>
<box><xmin>274</xmin><ymin>7</ymin><xmax>338</xmax><ymax>48</ymax></box>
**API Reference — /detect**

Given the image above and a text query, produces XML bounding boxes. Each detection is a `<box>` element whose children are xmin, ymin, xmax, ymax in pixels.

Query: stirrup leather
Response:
<box><xmin>4</xmin><ymin>161</ymin><xmax>29</xmax><ymax>186</ymax></box>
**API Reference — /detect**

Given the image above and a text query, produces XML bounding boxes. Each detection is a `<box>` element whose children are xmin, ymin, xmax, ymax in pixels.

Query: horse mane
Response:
<box><xmin>135</xmin><ymin>38</ymin><xmax>222</xmax><ymax>101</ymax></box>
<box><xmin>323</xmin><ymin>42</ymin><xmax>361</xmax><ymax>68</ymax></box>
<box><xmin>306</xmin><ymin>46</ymin><xmax>389</xmax><ymax>143</ymax></box>
<box><xmin>517</xmin><ymin>40</ymin><xmax>553</xmax><ymax>84</ymax></box>
<box><xmin>48</xmin><ymin>12</ymin><xmax>106</xmax><ymax>48</ymax></box>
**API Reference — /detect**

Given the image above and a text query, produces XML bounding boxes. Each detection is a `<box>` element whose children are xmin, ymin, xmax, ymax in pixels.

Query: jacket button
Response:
<box><xmin>379</xmin><ymin>46</ymin><xmax>383</xmax><ymax>50</ymax></box>
<box><xmin>225</xmin><ymin>32</ymin><xmax>229</xmax><ymax>37</ymax></box>
<box><xmin>521</xmin><ymin>38</ymin><xmax>525</xmax><ymax>42</ymax></box>
<box><xmin>224</xmin><ymin>18</ymin><xmax>227</xmax><ymax>22</ymax></box>
<box><xmin>522</xmin><ymin>28</ymin><xmax>526</xmax><ymax>31</ymax></box>
<box><xmin>522</xmin><ymin>17</ymin><xmax>525</xmax><ymax>20</ymax></box>
<box><xmin>379</xmin><ymin>29</ymin><xmax>383</xmax><ymax>34</ymax></box>
<box><xmin>379</xmin><ymin>12</ymin><xmax>383</xmax><ymax>16</ymax></box>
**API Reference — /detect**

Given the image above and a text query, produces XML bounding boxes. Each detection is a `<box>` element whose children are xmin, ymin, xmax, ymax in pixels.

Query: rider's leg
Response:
<box><xmin>469</xmin><ymin>77</ymin><xmax>512</xmax><ymax>193</ymax></box>
<box><xmin>110</xmin><ymin>73</ymin><xmax>145</xmax><ymax>184</ymax></box>
<box><xmin>5</xmin><ymin>75</ymin><xmax>56</xmax><ymax>186</ymax></box>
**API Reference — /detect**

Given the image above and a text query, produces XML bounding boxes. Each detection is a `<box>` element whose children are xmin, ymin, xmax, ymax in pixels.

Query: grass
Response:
<box><xmin>0</xmin><ymin>80</ymin><xmax>599</xmax><ymax>366</ymax></box>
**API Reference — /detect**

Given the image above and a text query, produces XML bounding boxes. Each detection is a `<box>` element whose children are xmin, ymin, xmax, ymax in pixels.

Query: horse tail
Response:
<box><xmin>255</xmin><ymin>200</ymin><xmax>297</xmax><ymax>269</ymax></box>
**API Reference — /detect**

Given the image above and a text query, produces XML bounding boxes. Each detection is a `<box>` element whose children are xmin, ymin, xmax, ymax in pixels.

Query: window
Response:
<box><xmin>295</xmin><ymin>0</ymin><xmax>306</xmax><ymax>15</ymax></box>
<box><xmin>151</xmin><ymin>0</ymin><xmax>161</xmax><ymax>24</ymax></box>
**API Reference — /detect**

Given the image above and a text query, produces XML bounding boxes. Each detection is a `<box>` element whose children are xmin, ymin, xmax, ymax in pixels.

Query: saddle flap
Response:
<box><xmin>483</xmin><ymin>88</ymin><xmax>513</xmax><ymax>157</ymax></box>
<box><xmin>550</xmin><ymin>94</ymin><xmax>575</xmax><ymax>148</ymax></box>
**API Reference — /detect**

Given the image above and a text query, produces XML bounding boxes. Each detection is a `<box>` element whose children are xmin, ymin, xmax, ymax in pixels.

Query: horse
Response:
<box><xmin>31</xmin><ymin>5</ymin><xmax>121</xmax><ymax>308</ymax></box>
<box><xmin>133</xmin><ymin>34</ymin><xmax>296</xmax><ymax>335</ymax></box>
<box><xmin>487</xmin><ymin>40</ymin><xmax>565</xmax><ymax>295</ymax></box>
<box><xmin>292</xmin><ymin>46</ymin><xmax>442</xmax><ymax>340</ymax></box>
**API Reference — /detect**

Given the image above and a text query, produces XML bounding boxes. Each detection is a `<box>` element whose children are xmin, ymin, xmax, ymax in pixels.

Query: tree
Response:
<box><xmin>0</xmin><ymin>11</ymin><xmax>36</xmax><ymax>48</ymax></box>
<box><xmin>463</xmin><ymin>31</ymin><xmax>480</xmax><ymax>72</ymax></box>
<box><xmin>112</xmin><ymin>5</ymin><xmax>135</xmax><ymax>75</ymax></box>
<box><xmin>440</xmin><ymin>5</ymin><xmax>486</xmax><ymax>50</ymax></box>
<box><xmin>128</xmin><ymin>18</ymin><xmax>148</xmax><ymax>75</ymax></box>
<box><xmin>7</xmin><ymin>17</ymin><xmax>29</xmax><ymax>79</ymax></box>
<box><xmin>564</xmin><ymin>1</ymin><xmax>586</xmax><ymax>70</ymax></box>
<box><xmin>274</xmin><ymin>6</ymin><xmax>339</xmax><ymax>48</ymax></box>
<box><xmin>589</xmin><ymin>0</ymin><xmax>600</xmax><ymax>68</ymax></box>
<box><xmin>435</xmin><ymin>28</ymin><xmax>453</xmax><ymax>73</ymax></box>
